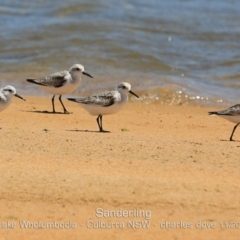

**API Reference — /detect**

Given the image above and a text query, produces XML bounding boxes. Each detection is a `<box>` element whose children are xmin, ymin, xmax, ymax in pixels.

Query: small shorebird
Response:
<box><xmin>67</xmin><ymin>82</ymin><xmax>139</xmax><ymax>132</ymax></box>
<box><xmin>0</xmin><ymin>85</ymin><xmax>25</xmax><ymax>113</ymax></box>
<box><xmin>209</xmin><ymin>104</ymin><xmax>240</xmax><ymax>141</ymax></box>
<box><xmin>26</xmin><ymin>64</ymin><xmax>93</xmax><ymax>114</ymax></box>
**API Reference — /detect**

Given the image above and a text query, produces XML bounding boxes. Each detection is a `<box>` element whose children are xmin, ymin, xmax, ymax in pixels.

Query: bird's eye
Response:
<box><xmin>122</xmin><ymin>86</ymin><xmax>126</xmax><ymax>89</ymax></box>
<box><xmin>76</xmin><ymin>68</ymin><xmax>80</xmax><ymax>71</ymax></box>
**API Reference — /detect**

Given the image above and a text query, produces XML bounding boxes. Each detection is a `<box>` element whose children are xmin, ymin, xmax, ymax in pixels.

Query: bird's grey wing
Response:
<box><xmin>77</xmin><ymin>91</ymin><xmax>118</xmax><ymax>107</ymax></box>
<box><xmin>27</xmin><ymin>71</ymin><xmax>68</xmax><ymax>88</ymax></box>
<box><xmin>216</xmin><ymin>104</ymin><xmax>240</xmax><ymax>115</ymax></box>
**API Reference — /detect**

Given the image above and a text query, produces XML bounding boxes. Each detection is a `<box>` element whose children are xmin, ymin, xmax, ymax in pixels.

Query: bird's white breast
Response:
<box><xmin>82</xmin><ymin>101</ymin><xmax>126</xmax><ymax>116</ymax></box>
<box><xmin>218</xmin><ymin>115</ymin><xmax>240</xmax><ymax>124</ymax></box>
<box><xmin>0</xmin><ymin>96</ymin><xmax>12</xmax><ymax>112</ymax></box>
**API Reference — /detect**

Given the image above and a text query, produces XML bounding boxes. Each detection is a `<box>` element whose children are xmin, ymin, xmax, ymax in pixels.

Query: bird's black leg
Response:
<box><xmin>52</xmin><ymin>95</ymin><xmax>55</xmax><ymax>113</ymax></box>
<box><xmin>100</xmin><ymin>115</ymin><xmax>103</xmax><ymax>131</ymax></box>
<box><xmin>59</xmin><ymin>95</ymin><xmax>70</xmax><ymax>114</ymax></box>
<box><xmin>230</xmin><ymin>123</ymin><xmax>240</xmax><ymax>141</ymax></box>
<box><xmin>96</xmin><ymin>115</ymin><xmax>102</xmax><ymax>132</ymax></box>
<box><xmin>97</xmin><ymin>115</ymin><xmax>109</xmax><ymax>132</ymax></box>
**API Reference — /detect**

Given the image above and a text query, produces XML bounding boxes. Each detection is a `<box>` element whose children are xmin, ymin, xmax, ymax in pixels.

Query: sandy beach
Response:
<box><xmin>0</xmin><ymin>96</ymin><xmax>240</xmax><ymax>239</ymax></box>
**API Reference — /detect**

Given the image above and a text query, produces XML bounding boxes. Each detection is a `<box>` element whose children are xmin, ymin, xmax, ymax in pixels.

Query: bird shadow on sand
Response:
<box><xmin>66</xmin><ymin>129</ymin><xmax>111</xmax><ymax>133</ymax></box>
<box><xmin>24</xmin><ymin>110</ymin><xmax>72</xmax><ymax>115</ymax></box>
<box><xmin>220</xmin><ymin>139</ymin><xmax>240</xmax><ymax>142</ymax></box>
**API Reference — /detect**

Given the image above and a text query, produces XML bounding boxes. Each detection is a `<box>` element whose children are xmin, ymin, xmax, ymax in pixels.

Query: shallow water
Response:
<box><xmin>1</xmin><ymin>0</ymin><xmax>240</xmax><ymax>105</ymax></box>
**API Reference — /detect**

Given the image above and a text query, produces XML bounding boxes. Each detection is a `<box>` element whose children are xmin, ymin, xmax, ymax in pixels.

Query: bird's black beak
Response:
<box><xmin>15</xmin><ymin>94</ymin><xmax>26</xmax><ymax>101</ymax></box>
<box><xmin>83</xmin><ymin>71</ymin><xmax>93</xmax><ymax>78</ymax></box>
<box><xmin>129</xmin><ymin>90</ymin><xmax>139</xmax><ymax>98</ymax></box>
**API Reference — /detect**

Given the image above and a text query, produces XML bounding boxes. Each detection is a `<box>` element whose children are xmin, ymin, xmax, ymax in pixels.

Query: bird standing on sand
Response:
<box><xmin>0</xmin><ymin>85</ymin><xmax>25</xmax><ymax>113</ymax></box>
<box><xmin>209</xmin><ymin>104</ymin><xmax>240</xmax><ymax>141</ymax></box>
<box><xmin>67</xmin><ymin>82</ymin><xmax>139</xmax><ymax>132</ymax></box>
<box><xmin>26</xmin><ymin>64</ymin><xmax>93</xmax><ymax>114</ymax></box>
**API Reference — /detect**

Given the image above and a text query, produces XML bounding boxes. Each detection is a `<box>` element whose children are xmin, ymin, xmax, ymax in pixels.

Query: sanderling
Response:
<box><xmin>26</xmin><ymin>64</ymin><xmax>93</xmax><ymax>114</ymax></box>
<box><xmin>209</xmin><ymin>104</ymin><xmax>240</xmax><ymax>141</ymax></box>
<box><xmin>0</xmin><ymin>85</ymin><xmax>25</xmax><ymax>113</ymax></box>
<box><xmin>67</xmin><ymin>82</ymin><xmax>139</xmax><ymax>132</ymax></box>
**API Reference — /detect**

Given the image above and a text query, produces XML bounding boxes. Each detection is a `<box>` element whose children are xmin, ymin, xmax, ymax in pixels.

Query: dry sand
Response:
<box><xmin>0</xmin><ymin>96</ymin><xmax>240</xmax><ymax>240</ymax></box>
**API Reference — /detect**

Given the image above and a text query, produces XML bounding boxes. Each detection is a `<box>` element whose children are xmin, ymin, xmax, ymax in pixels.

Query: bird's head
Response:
<box><xmin>117</xmin><ymin>82</ymin><xmax>139</xmax><ymax>98</ymax></box>
<box><xmin>69</xmin><ymin>64</ymin><xmax>93</xmax><ymax>78</ymax></box>
<box><xmin>2</xmin><ymin>85</ymin><xmax>25</xmax><ymax>101</ymax></box>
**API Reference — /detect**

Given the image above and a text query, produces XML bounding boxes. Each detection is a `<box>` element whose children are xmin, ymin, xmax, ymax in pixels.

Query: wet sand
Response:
<box><xmin>0</xmin><ymin>96</ymin><xmax>239</xmax><ymax>240</ymax></box>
